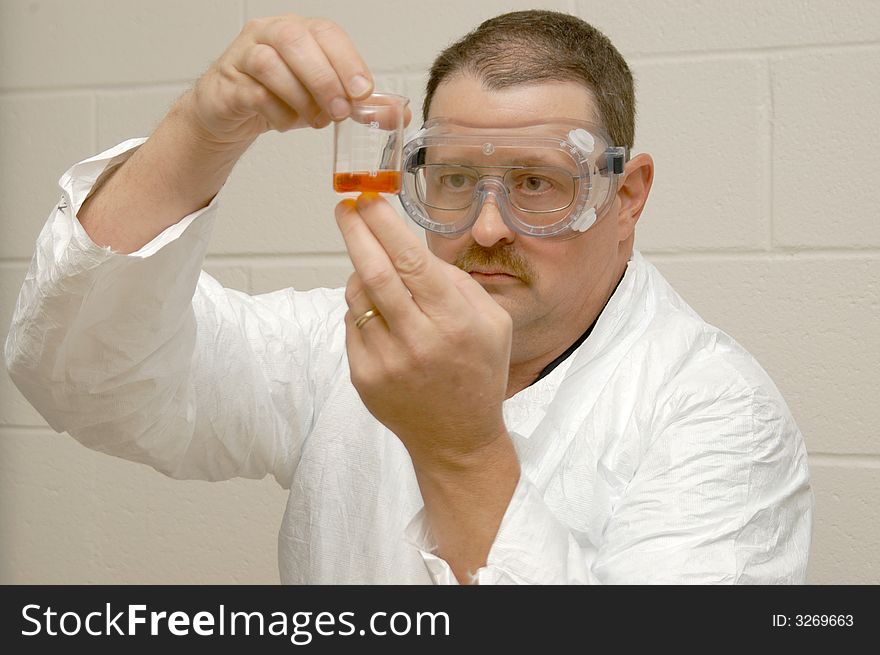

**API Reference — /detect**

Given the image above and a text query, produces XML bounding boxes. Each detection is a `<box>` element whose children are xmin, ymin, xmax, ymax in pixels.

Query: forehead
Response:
<box><xmin>427</xmin><ymin>74</ymin><xmax>600</xmax><ymax>127</ymax></box>
<box><xmin>424</xmin><ymin>145</ymin><xmax>577</xmax><ymax>169</ymax></box>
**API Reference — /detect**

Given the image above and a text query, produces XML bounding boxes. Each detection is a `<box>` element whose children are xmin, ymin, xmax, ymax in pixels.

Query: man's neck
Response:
<box><xmin>504</xmin><ymin>263</ymin><xmax>628</xmax><ymax>399</ymax></box>
<box><xmin>505</xmin><ymin>324</ymin><xmax>589</xmax><ymax>397</ymax></box>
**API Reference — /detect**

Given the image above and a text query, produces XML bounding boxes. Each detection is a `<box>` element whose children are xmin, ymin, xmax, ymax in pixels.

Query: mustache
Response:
<box><xmin>451</xmin><ymin>243</ymin><xmax>534</xmax><ymax>285</ymax></box>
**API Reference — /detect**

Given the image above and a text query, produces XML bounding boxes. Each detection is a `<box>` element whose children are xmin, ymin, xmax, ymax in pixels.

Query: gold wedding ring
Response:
<box><xmin>354</xmin><ymin>308</ymin><xmax>381</xmax><ymax>329</ymax></box>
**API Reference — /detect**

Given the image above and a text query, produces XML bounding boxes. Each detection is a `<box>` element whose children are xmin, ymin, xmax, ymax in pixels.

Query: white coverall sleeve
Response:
<box><xmin>407</xmin><ymin>372</ymin><xmax>813</xmax><ymax>584</ymax></box>
<box><xmin>405</xmin><ymin>474</ymin><xmax>599</xmax><ymax>584</ymax></box>
<box><xmin>4</xmin><ymin>139</ymin><xmax>328</xmax><ymax>488</ymax></box>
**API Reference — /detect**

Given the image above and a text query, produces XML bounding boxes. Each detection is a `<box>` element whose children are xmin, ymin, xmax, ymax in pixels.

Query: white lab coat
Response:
<box><xmin>5</xmin><ymin>138</ymin><xmax>813</xmax><ymax>584</ymax></box>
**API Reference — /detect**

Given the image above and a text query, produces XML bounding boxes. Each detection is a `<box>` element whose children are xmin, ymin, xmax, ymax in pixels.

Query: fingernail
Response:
<box><xmin>330</xmin><ymin>97</ymin><xmax>350</xmax><ymax>121</ymax></box>
<box><xmin>312</xmin><ymin>109</ymin><xmax>330</xmax><ymax>127</ymax></box>
<box><xmin>341</xmin><ymin>198</ymin><xmax>357</xmax><ymax>209</ymax></box>
<box><xmin>349</xmin><ymin>75</ymin><xmax>371</xmax><ymax>98</ymax></box>
<box><xmin>358</xmin><ymin>192</ymin><xmax>380</xmax><ymax>204</ymax></box>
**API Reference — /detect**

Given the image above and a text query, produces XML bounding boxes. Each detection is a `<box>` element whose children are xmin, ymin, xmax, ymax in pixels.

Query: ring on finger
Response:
<box><xmin>354</xmin><ymin>307</ymin><xmax>381</xmax><ymax>329</ymax></box>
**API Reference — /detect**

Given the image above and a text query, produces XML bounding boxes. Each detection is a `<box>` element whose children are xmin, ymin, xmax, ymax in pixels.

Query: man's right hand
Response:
<box><xmin>186</xmin><ymin>14</ymin><xmax>374</xmax><ymax>147</ymax></box>
<box><xmin>77</xmin><ymin>14</ymin><xmax>372</xmax><ymax>254</ymax></box>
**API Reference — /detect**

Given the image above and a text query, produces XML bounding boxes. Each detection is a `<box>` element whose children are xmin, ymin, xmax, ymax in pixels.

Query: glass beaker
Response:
<box><xmin>333</xmin><ymin>93</ymin><xmax>410</xmax><ymax>194</ymax></box>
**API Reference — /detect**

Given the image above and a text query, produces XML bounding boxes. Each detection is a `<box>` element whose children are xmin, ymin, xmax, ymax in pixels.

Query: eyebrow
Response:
<box><xmin>425</xmin><ymin>152</ymin><xmax>574</xmax><ymax>168</ymax></box>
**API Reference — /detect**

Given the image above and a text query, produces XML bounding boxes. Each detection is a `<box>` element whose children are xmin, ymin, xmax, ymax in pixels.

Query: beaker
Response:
<box><xmin>333</xmin><ymin>93</ymin><xmax>410</xmax><ymax>194</ymax></box>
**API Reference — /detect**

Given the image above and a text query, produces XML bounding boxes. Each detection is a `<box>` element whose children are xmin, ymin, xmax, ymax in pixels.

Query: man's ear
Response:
<box><xmin>615</xmin><ymin>152</ymin><xmax>654</xmax><ymax>241</ymax></box>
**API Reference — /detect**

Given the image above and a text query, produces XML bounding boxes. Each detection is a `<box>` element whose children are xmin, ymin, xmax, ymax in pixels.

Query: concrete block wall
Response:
<box><xmin>0</xmin><ymin>0</ymin><xmax>877</xmax><ymax>583</ymax></box>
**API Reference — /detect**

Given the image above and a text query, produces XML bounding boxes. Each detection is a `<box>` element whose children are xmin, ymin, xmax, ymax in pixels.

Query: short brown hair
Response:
<box><xmin>423</xmin><ymin>10</ymin><xmax>636</xmax><ymax>150</ymax></box>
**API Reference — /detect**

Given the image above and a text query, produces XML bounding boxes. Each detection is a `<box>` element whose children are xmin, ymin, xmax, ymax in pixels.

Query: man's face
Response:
<box><xmin>425</xmin><ymin>75</ymin><xmax>631</xmax><ymax>357</ymax></box>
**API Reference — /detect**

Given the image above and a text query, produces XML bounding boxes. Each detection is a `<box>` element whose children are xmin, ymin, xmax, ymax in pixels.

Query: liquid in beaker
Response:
<box><xmin>333</xmin><ymin>93</ymin><xmax>409</xmax><ymax>194</ymax></box>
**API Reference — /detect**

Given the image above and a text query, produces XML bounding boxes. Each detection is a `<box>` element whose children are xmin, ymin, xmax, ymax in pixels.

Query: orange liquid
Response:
<box><xmin>333</xmin><ymin>170</ymin><xmax>401</xmax><ymax>193</ymax></box>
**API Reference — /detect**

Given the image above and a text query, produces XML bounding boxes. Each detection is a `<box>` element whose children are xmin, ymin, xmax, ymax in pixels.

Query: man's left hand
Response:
<box><xmin>335</xmin><ymin>193</ymin><xmax>512</xmax><ymax>470</ymax></box>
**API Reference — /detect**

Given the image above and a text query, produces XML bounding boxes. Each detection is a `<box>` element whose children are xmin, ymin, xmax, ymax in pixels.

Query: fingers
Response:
<box><xmin>335</xmin><ymin>199</ymin><xmax>425</xmax><ymax>331</ymax></box>
<box><xmin>345</xmin><ymin>266</ymin><xmax>370</xmax><ymax>311</ymax></box>
<box><xmin>348</xmin><ymin>194</ymin><xmax>466</xmax><ymax>317</ymax></box>
<box><xmin>192</xmin><ymin>15</ymin><xmax>376</xmax><ymax>145</ymax></box>
<box><xmin>343</xmin><ymin>273</ymin><xmax>391</xmax><ymax>391</ymax></box>
<box><xmin>260</xmin><ymin>16</ymin><xmax>373</xmax><ymax>122</ymax></box>
<box><xmin>237</xmin><ymin>43</ymin><xmax>323</xmax><ymax>128</ymax></box>
<box><xmin>344</xmin><ymin>271</ymin><xmax>387</xmax><ymax>331</ymax></box>
<box><xmin>306</xmin><ymin>18</ymin><xmax>374</xmax><ymax>100</ymax></box>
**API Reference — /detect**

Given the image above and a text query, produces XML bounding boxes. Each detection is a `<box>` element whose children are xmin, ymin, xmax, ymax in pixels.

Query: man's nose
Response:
<box><xmin>470</xmin><ymin>193</ymin><xmax>516</xmax><ymax>248</ymax></box>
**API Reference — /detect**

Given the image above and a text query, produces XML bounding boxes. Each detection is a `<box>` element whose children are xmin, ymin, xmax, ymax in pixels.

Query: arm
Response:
<box><xmin>335</xmin><ymin>194</ymin><xmax>519</xmax><ymax>582</ymax></box>
<box><xmin>76</xmin><ymin>94</ymin><xmax>252</xmax><ymax>255</ymax></box>
<box><xmin>78</xmin><ymin>14</ymin><xmax>375</xmax><ymax>255</ymax></box>
<box><xmin>4</xmin><ymin>144</ymin><xmax>347</xmax><ymax>486</ymax></box>
<box><xmin>411</xmin><ymin>429</ymin><xmax>521</xmax><ymax>584</ymax></box>
<box><xmin>6</xmin><ymin>14</ymin><xmax>374</xmax><ymax>483</ymax></box>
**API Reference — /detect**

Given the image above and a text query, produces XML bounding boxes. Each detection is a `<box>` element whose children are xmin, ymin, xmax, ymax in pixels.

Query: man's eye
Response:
<box><xmin>521</xmin><ymin>176</ymin><xmax>551</xmax><ymax>192</ymax></box>
<box><xmin>442</xmin><ymin>174</ymin><xmax>470</xmax><ymax>189</ymax></box>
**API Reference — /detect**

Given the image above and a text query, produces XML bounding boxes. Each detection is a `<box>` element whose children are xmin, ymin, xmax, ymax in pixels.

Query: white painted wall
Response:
<box><xmin>1</xmin><ymin>0</ymin><xmax>877</xmax><ymax>583</ymax></box>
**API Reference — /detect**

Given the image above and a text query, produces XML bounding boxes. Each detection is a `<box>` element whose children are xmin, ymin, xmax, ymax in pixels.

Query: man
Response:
<box><xmin>5</xmin><ymin>10</ymin><xmax>812</xmax><ymax>584</ymax></box>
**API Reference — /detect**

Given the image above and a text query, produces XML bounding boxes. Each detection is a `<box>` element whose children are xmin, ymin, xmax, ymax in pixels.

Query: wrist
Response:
<box><xmin>137</xmin><ymin>92</ymin><xmax>254</xmax><ymax>212</ymax></box>
<box><xmin>171</xmin><ymin>90</ymin><xmax>257</xmax><ymax>160</ymax></box>
<box><xmin>411</xmin><ymin>430</ymin><xmax>521</xmax><ymax>584</ymax></box>
<box><xmin>411</xmin><ymin>426</ymin><xmax>519</xmax><ymax>488</ymax></box>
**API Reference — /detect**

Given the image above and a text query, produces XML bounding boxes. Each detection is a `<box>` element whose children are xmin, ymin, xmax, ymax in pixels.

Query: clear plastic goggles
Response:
<box><xmin>398</xmin><ymin>118</ymin><xmax>628</xmax><ymax>238</ymax></box>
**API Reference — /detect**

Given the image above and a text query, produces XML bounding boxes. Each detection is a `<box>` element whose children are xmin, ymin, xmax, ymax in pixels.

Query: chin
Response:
<box><xmin>484</xmin><ymin>292</ymin><xmax>520</xmax><ymax>319</ymax></box>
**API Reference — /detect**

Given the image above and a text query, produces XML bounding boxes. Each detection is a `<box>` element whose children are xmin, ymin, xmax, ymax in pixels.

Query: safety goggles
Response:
<box><xmin>398</xmin><ymin>118</ymin><xmax>628</xmax><ymax>238</ymax></box>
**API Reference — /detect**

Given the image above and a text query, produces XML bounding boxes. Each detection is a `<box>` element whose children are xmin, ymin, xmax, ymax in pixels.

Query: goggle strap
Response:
<box><xmin>606</xmin><ymin>147</ymin><xmax>627</xmax><ymax>175</ymax></box>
